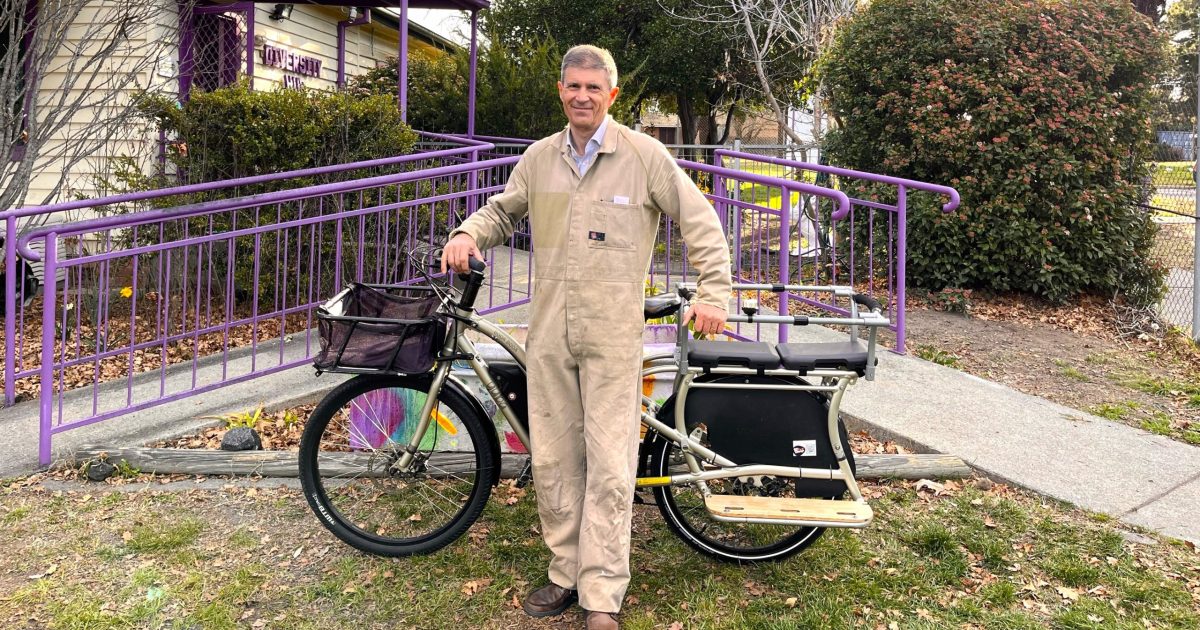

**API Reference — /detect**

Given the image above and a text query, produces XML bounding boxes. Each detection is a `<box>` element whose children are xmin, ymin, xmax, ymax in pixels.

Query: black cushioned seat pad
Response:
<box><xmin>776</xmin><ymin>341</ymin><xmax>869</xmax><ymax>375</ymax></box>
<box><xmin>643</xmin><ymin>296</ymin><xmax>681</xmax><ymax>320</ymax></box>
<box><xmin>687</xmin><ymin>340</ymin><xmax>781</xmax><ymax>370</ymax></box>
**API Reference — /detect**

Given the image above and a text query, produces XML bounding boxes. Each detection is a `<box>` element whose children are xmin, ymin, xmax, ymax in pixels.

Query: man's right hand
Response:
<box><xmin>441</xmin><ymin>233</ymin><xmax>483</xmax><ymax>274</ymax></box>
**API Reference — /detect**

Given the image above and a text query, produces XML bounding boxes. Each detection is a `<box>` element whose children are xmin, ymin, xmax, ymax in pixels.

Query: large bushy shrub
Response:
<box><xmin>142</xmin><ymin>82</ymin><xmax>416</xmax><ymax>183</ymax></box>
<box><xmin>350</xmin><ymin>50</ymin><xmax>467</xmax><ymax>135</ymax></box>
<box><xmin>103</xmin><ymin>85</ymin><xmax>419</xmax><ymax>305</ymax></box>
<box><xmin>820</xmin><ymin>0</ymin><xmax>1168</xmax><ymax>305</ymax></box>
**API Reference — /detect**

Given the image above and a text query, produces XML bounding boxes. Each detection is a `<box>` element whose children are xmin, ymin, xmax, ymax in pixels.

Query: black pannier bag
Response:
<box><xmin>314</xmin><ymin>283</ymin><xmax>444</xmax><ymax>375</ymax></box>
<box><xmin>682</xmin><ymin>374</ymin><xmax>855</xmax><ymax>498</ymax></box>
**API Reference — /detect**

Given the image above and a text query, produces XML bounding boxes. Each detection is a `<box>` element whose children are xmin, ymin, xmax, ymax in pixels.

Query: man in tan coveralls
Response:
<box><xmin>442</xmin><ymin>45</ymin><xmax>731</xmax><ymax>630</ymax></box>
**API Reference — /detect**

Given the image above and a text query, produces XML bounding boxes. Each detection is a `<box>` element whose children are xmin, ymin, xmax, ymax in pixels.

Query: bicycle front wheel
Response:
<box><xmin>299</xmin><ymin>374</ymin><xmax>498</xmax><ymax>557</ymax></box>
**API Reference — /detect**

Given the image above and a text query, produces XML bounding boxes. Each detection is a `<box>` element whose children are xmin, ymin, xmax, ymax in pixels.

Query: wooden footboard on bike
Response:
<box><xmin>705</xmin><ymin>495</ymin><xmax>873</xmax><ymax>528</ymax></box>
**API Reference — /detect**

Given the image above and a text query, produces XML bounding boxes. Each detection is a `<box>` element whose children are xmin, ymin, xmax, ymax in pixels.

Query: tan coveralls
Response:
<box><xmin>451</xmin><ymin>118</ymin><xmax>731</xmax><ymax>613</ymax></box>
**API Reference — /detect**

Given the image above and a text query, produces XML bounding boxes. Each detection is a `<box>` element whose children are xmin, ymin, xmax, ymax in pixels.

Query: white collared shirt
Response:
<box><xmin>566</xmin><ymin>116</ymin><xmax>609</xmax><ymax>177</ymax></box>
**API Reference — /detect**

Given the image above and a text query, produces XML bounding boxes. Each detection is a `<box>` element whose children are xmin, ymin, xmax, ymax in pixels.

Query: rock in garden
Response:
<box><xmin>86</xmin><ymin>460</ymin><xmax>116</xmax><ymax>482</ymax></box>
<box><xmin>221</xmin><ymin>427</ymin><xmax>263</xmax><ymax>451</ymax></box>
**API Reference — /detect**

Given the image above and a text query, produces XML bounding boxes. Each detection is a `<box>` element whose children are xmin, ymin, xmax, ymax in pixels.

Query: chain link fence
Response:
<box><xmin>1147</xmin><ymin>88</ymin><xmax>1198</xmax><ymax>334</ymax></box>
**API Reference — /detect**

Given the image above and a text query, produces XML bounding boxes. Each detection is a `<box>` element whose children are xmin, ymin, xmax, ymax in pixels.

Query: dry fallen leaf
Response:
<box><xmin>1055</xmin><ymin>586</ymin><xmax>1080</xmax><ymax>602</ymax></box>
<box><xmin>27</xmin><ymin>564</ymin><xmax>58</xmax><ymax>580</ymax></box>
<box><xmin>461</xmin><ymin>577</ymin><xmax>494</xmax><ymax>596</ymax></box>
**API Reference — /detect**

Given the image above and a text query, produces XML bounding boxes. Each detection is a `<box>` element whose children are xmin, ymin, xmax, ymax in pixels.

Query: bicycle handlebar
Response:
<box><xmin>852</xmin><ymin>293</ymin><xmax>883</xmax><ymax>313</ymax></box>
<box><xmin>456</xmin><ymin>256</ymin><xmax>487</xmax><ymax>311</ymax></box>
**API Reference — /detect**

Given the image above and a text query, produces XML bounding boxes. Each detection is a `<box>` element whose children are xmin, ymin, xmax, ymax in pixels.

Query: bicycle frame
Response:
<box><xmin>393</xmin><ymin>280</ymin><xmax>889</xmax><ymax>530</ymax></box>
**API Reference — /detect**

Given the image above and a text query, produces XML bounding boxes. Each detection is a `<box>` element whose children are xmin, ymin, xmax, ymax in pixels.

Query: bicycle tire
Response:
<box><xmin>299</xmin><ymin>373</ymin><xmax>498</xmax><ymax>557</ymax></box>
<box><xmin>646</xmin><ymin>376</ymin><xmax>844</xmax><ymax>563</ymax></box>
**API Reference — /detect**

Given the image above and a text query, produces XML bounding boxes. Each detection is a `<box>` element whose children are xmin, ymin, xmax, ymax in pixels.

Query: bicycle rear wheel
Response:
<box><xmin>648</xmin><ymin>432</ymin><xmax>827</xmax><ymax>563</ymax></box>
<box><xmin>646</xmin><ymin>375</ymin><xmax>850</xmax><ymax>563</ymax></box>
<box><xmin>299</xmin><ymin>374</ymin><xmax>498</xmax><ymax>557</ymax></box>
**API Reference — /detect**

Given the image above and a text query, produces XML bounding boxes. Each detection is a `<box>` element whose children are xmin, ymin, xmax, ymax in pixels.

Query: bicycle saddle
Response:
<box><xmin>644</xmin><ymin>294</ymin><xmax>681</xmax><ymax>321</ymax></box>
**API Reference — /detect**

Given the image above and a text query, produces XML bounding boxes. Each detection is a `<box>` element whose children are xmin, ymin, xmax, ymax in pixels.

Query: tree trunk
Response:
<box><xmin>676</xmin><ymin>94</ymin><xmax>698</xmax><ymax>162</ymax></box>
<box><xmin>738</xmin><ymin>6</ymin><xmax>807</xmax><ymax>146</ymax></box>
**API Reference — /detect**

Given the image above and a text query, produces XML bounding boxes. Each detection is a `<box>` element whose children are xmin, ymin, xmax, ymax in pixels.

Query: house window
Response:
<box><xmin>192</xmin><ymin>12</ymin><xmax>244</xmax><ymax>92</ymax></box>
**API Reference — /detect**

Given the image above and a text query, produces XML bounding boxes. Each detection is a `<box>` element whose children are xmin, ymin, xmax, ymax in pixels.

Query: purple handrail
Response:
<box><xmin>715</xmin><ymin>149</ymin><xmax>961</xmax><ymax>352</ymax></box>
<box><xmin>677</xmin><ymin>159</ymin><xmax>851</xmax><ymax>218</ymax></box>
<box><xmin>4</xmin><ymin>136</ymin><xmax>495</xmax><ymax>406</ymax></box>
<box><xmin>714</xmin><ymin>150</ymin><xmax>961</xmax><ymax>213</ymax></box>
<box><xmin>0</xmin><ymin>142</ymin><xmax>493</xmax><ymax>224</ymax></box>
<box><xmin>16</xmin><ymin>157</ymin><xmax>520</xmax><ymax>260</ymax></box>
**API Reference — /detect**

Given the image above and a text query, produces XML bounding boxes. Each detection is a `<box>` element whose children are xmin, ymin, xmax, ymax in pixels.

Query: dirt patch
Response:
<box><xmin>903</xmin><ymin>295</ymin><xmax>1200</xmax><ymax>445</ymax></box>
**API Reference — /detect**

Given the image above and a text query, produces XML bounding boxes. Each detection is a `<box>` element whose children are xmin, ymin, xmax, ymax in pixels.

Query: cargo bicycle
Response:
<box><xmin>298</xmin><ymin>249</ymin><xmax>890</xmax><ymax>563</ymax></box>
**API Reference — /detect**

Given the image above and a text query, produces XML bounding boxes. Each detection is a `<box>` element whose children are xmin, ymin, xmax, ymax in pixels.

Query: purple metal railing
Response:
<box><xmin>3</xmin><ymin>133</ymin><xmax>944</xmax><ymax>467</ymax></box>
<box><xmin>2</xmin><ymin>138</ymin><xmax>499</xmax><ymax>408</ymax></box>
<box><xmin>12</xmin><ymin>154</ymin><xmax>520</xmax><ymax>465</ymax></box>
<box><xmin>714</xmin><ymin>150</ymin><xmax>961</xmax><ymax>351</ymax></box>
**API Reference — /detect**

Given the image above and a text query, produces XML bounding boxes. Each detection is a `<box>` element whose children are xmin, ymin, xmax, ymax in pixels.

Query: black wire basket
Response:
<box><xmin>314</xmin><ymin>283</ymin><xmax>445</xmax><ymax>375</ymax></box>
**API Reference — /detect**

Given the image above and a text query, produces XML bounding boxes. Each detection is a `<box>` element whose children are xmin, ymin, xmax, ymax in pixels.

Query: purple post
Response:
<box><xmin>895</xmin><ymin>185</ymin><xmax>907</xmax><ymax>353</ymax></box>
<box><xmin>779</xmin><ymin>185</ymin><xmax>791</xmax><ymax>344</ymax></box>
<box><xmin>337</xmin><ymin>8</ymin><xmax>372</xmax><ymax>89</ymax></box>
<box><xmin>245</xmin><ymin>5</ymin><xmax>255</xmax><ymax>82</ymax></box>
<box><xmin>4</xmin><ymin>217</ymin><xmax>16</xmax><ymax>405</ymax></box>
<box><xmin>398</xmin><ymin>0</ymin><xmax>408</xmax><ymax>120</ymax></box>
<box><xmin>467</xmin><ymin>9</ymin><xmax>478</xmax><ymax>137</ymax></box>
<box><xmin>38</xmin><ymin>235</ymin><xmax>57</xmax><ymax>466</ymax></box>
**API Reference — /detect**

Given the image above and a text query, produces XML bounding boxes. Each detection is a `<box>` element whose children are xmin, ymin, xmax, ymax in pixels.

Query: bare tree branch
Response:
<box><xmin>661</xmin><ymin>0</ymin><xmax>857</xmax><ymax>145</ymax></box>
<box><xmin>2</xmin><ymin>1</ymin><xmax>187</xmax><ymax>224</ymax></box>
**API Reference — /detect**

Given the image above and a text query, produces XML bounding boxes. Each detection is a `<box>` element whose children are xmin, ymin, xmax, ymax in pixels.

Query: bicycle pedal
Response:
<box><xmin>704</xmin><ymin>495</ymin><xmax>873</xmax><ymax>528</ymax></box>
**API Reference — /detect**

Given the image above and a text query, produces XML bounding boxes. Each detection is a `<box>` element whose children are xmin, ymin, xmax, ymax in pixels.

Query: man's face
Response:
<box><xmin>558</xmin><ymin>66</ymin><xmax>619</xmax><ymax>137</ymax></box>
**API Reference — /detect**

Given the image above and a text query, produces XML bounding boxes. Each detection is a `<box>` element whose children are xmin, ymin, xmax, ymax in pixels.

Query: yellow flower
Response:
<box><xmin>120</xmin><ymin>286</ymin><xmax>133</xmax><ymax>299</ymax></box>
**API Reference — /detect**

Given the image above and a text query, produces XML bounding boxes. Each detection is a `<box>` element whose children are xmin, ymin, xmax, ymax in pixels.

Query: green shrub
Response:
<box><xmin>99</xmin><ymin>84</ymin><xmax>419</xmax><ymax>306</ymax></box>
<box><xmin>821</xmin><ymin>0</ymin><xmax>1168</xmax><ymax>306</ymax></box>
<box><xmin>350</xmin><ymin>49</ymin><xmax>467</xmax><ymax>135</ymax></box>
<box><xmin>140</xmin><ymin>82</ymin><xmax>416</xmax><ymax>184</ymax></box>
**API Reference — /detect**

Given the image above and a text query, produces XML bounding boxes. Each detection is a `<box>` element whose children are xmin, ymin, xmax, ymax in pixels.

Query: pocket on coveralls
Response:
<box><xmin>586</xmin><ymin>200</ymin><xmax>639</xmax><ymax>251</ymax></box>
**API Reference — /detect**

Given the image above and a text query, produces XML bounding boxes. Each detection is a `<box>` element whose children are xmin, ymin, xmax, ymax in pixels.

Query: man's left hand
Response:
<box><xmin>683</xmin><ymin>303</ymin><xmax>727</xmax><ymax>337</ymax></box>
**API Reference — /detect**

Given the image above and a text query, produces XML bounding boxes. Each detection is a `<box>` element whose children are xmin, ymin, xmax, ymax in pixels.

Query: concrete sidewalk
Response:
<box><xmin>2</xmin><ymin>303</ymin><xmax>1197</xmax><ymax>544</ymax></box>
<box><xmin>786</xmin><ymin>324</ymin><xmax>1200</xmax><ymax>544</ymax></box>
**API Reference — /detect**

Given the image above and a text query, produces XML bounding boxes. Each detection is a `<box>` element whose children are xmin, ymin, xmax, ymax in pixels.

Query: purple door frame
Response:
<box><xmin>336</xmin><ymin>9</ymin><xmax>372</xmax><ymax>88</ymax></box>
<box><xmin>179</xmin><ymin>1</ymin><xmax>256</xmax><ymax>101</ymax></box>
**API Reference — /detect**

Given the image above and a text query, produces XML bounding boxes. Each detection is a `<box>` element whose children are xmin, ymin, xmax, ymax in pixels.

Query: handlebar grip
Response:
<box><xmin>458</xmin><ymin>256</ymin><xmax>486</xmax><ymax>310</ymax></box>
<box><xmin>852</xmin><ymin>293</ymin><xmax>883</xmax><ymax>313</ymax></box>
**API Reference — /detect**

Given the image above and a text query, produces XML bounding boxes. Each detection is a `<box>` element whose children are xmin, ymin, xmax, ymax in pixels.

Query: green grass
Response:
<box><xmin>125</xmin><ymin>516</ymin><xmax>204</xmax><ymax>553</ymax></box>
<box><xmin>1053</xmin><ymin>359</ymin><xmax>1090</xmax><ymax>382</ymax></box>
<box><xmin>2</xmin><ymin>506</ymin><xmax>30</xmax><ymax>525</ymax></box>
<box><xmin>1149</xmin><ymin>193</ymin><xmax>1196</xmax><ymax>217</ymax></box>
<box><xmin>2</xmin><ymin>481</ymin><xmax>1199</xmax><ymax>629</ymax></box>
<box><xmin>1124</xmin><ymin>373</ymin><xmax>1200</xmax><ymax>402</ymax></box>
<box><xmin>1141</xmin><ymin>413</ymin><xmax>1174</xmax><ymax>436</ymax></box>
<box><xmin>735</xmin><ymin>182</ymin><xmax>801</xmax><ymax>210</ymax></box>
<box><xmin>1152</xmin><ymin>161</ymin><xmax>1194</xmax><ymax>188</ymax></box>
<box><xmin>1087</xmin><ymin>401</ymin><xmax>1139</xmax><ymax>421</ymax></box>
<box><xmin>914</xmin><ymin>344</ymin><xmax>962</xmax><ymax>368</ymax></box>
<box><xmin>721</xmin><ymin>157</ymin><xmax>818</xmax><ymax>182</ymax></box>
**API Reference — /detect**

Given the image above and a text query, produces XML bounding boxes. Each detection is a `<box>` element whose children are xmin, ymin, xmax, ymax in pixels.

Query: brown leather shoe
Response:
<box><xmin>521</xmin><ymin>583</ymin><xmax>577</xmax><ymax>617</ymax></box>
<box><xmin>585</xmin><ymin>611</ymin><xmax>619</xmax><ymax>630</ymax></box>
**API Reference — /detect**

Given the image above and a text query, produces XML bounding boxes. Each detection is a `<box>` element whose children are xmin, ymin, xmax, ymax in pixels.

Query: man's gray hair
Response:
<box><xmin>560</xmin><ymin>45</ymin><xmax>618</xmax><ymax>88</ymax></box>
